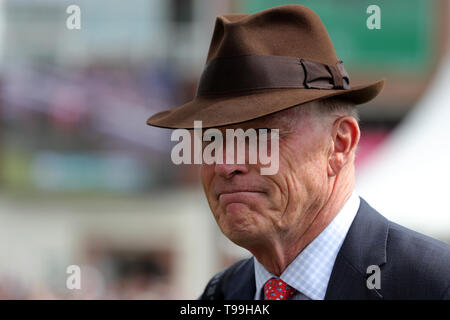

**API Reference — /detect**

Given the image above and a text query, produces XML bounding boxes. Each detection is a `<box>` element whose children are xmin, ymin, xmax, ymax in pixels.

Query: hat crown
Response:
<box><xmin>206</xmin><ymin>4</ymin><xmax>339</xmax><ymax>66</ymax></box>
<box><xmin>146</xmin><ymin>4</ymin><xmax>384</xmax><ymax>129</ymax></box>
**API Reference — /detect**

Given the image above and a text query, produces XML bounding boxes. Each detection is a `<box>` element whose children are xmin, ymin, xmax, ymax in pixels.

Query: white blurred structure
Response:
<box><xmin>0</xmin><ymin>190</ymin><xmax>220</xmax><ymax>299</ymax></box>
<box><xmin>357</xmin><ymin>51</ymin><xmax>450</xmax><ymax>242</ymax></box>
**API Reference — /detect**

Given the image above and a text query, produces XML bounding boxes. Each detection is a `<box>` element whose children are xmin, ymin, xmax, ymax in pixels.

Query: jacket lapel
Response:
<box><xmin>325</xmin><ymin>197</ymin><xmax>389</xmax><ymax>300</ymax></box>
<box><xmin>224</xmin><ymin>258</ymin><xmax>256</xmax><ymax>299</ymax></box>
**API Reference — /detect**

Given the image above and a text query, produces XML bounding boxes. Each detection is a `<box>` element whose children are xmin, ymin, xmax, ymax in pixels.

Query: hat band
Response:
<box><xmin>196</xmin><ymin>55</ymin><xmax>350</xmax><ymax>96</ymax></box>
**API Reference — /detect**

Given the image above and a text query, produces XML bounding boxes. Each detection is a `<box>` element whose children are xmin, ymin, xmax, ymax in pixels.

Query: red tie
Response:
<box><xmin>263</xmin><ymin>278</ymin><xmax>296</xmax><ymax>300</ymax></box>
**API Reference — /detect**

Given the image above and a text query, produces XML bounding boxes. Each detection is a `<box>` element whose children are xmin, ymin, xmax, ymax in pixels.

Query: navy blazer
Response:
<box><xmin>200</xmin><ymin>198</ymin><xmax>450</xmax><ymax>300</ymax></box>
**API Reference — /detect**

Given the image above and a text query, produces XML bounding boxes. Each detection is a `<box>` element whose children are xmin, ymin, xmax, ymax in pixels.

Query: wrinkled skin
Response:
<box><xmin>201</xmin><ymin>102</ymin><xmax>360</xmax><ymax>275</ymax></box>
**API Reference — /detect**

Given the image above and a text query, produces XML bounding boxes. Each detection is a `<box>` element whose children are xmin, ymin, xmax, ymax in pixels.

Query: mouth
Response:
<box><xmin>217</xmin><ymin>189</ymin><xmax>265</xmax><ymax>198</ymax></box>
<box><xmin>217</xmin><ymin>190</ymin><xmax>266</xmax><ymax>207</ymax></box>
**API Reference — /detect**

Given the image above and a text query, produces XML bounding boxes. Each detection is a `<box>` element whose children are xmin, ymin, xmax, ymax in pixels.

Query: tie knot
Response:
<box><xmin>263</xmin><ymin>278</ymin><xmax>296</xmax><ymax>300</ymax></box>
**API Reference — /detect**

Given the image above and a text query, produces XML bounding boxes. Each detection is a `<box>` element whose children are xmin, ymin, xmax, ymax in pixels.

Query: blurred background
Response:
<box><xmin>0</xmin><ymin>0</ymin><xmax>448</xmax><ymax>299</ymax></box>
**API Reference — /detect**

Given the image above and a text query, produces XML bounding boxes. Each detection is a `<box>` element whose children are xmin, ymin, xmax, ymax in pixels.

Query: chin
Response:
<box><xmin>220</xmin><ymin>213</ymin><xmax>263</xmax><ymax>247</ymax></box>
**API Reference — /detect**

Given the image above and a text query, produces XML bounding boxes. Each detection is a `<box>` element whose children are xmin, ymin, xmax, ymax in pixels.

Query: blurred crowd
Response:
<box><xmin>0</xmin><ymin>0</ymin><xmax>447</xmax><ymax>300</ymax></box>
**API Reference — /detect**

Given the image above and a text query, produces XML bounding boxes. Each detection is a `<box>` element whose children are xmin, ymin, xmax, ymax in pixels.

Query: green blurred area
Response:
<box><xmin>241</xmin><ymin>0</ymin><xmax>435</xmax><ymax>74</ymax></box>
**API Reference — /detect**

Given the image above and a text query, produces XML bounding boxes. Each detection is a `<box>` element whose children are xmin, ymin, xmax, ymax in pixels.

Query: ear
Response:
<box><xmin>327</xmin><ymin>116</ymin><xmax>360</xmax><ymax>177</ymax></box>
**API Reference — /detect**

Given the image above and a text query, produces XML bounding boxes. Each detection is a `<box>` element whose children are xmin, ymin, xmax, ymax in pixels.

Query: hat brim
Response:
<box><xmin>146</xmin><ymin>79</ymin><xmax>385</xmax><ymax>129</ymax></box>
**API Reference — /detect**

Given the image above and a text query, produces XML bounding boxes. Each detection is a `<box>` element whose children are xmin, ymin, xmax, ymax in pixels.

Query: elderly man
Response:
<box><xmin>147</xmin><ymin>5</ymin><xmax>450</xmax><ymax>300</ymax></box>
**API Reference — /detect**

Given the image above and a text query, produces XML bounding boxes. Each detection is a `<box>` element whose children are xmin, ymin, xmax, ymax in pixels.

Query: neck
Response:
<box><xmin>250</xmin><ymin>170</ymin><xmax>354</xmax><ymax>276</ymax></box>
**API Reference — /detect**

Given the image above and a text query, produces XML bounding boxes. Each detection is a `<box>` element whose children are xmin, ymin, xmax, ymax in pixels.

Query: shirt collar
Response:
<box><xmin>254</xmin><ymin>192</ymin><xmax>360</xmax><ymax>300</ymax></box>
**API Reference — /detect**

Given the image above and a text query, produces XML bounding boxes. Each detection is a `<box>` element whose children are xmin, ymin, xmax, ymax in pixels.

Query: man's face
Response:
<box><xmin>200</xmin><ymin>105</ymin><xmax>333</xmax><ymax>248</ymax></box>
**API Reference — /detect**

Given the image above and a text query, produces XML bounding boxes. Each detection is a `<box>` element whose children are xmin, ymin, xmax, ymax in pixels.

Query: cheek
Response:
<box><xmin>289</xmin><ymin>149</ymin><xmax>328</xmax><ymax>194</ymax></box>
<box><xmin>277</xmin><ymin>139</ymin><xmax>329</xmax><ymax>211</ymax></box>
<box><xmin>280</xmin><ymin>129</ymin><xmax>328</xmax><ymax>177</ymax></box>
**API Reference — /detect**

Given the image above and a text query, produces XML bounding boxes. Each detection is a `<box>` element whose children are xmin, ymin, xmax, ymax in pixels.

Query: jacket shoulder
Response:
<box><xmin>383</xmin><ymin>220</ymin><xmax>450</xmax><ymax>299</ymax></box>
<box><xmin>329</xmin><ymin>198</ymin><xmax>450</xmax><ymax>300</ymax></box>
<box><xmin>199</xmin><ymin>257</ymin><xmax>254</xmax><ymax>300</ymax></box>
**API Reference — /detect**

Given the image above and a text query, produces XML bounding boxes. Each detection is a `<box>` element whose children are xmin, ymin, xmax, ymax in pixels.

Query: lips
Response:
<box><xmin>216</xmin><ymin>189</ymin><xmax>266</xmax><ymax>209</ymax></box>
<box><xmin>217</xmin><ymin>188</ymin><xmax>265</xmax><ymax>199</ymax></box>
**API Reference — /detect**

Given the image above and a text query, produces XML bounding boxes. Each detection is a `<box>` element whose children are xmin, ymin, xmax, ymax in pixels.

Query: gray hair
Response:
<box><xmin>316</xmin><ymin>97</ymin><xmax>359</xmax><ymax>122</ymax></box>
<box><xmin>275</xmin><ymin>97</ymin><xmax>359</xmax><ymax>131</ymax></box>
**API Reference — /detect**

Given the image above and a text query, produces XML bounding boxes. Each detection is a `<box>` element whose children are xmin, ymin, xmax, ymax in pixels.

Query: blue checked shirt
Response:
<box><xmin>254</xmin><ymin>192</ymin><xmax>360</xmax><ymax>300</ymax></box>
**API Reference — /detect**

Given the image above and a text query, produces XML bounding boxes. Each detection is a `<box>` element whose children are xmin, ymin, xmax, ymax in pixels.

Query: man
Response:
<box><xmin>147</xmin><ymin>5</ymin><xmax>450</xmax><ymax>299</ymax></box>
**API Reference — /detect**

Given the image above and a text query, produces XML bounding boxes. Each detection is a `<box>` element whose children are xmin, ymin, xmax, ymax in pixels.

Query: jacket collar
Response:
<box><xmin>224</xmin><ymin>258</ymin><xmax>256</xmax><ymax>300</ymax></box>
<box><xmin>325</xmin><ymin>197</ymin><xmax>389</xmax><ymax>299</ymax></box>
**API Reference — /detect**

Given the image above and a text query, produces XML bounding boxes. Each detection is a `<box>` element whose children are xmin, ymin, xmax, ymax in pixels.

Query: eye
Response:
<box><xmin>257</xmin><ymin>128</ymin><xmax>279</xmax><ymax>136</ymax></box>
<box><xmin>254</xmin><ymin>128</ymin><xmax>269</xmax><ymax>136</ymax></box>
<box><xmin>203</xmin><ymin>133</ymin><xmax>215</xmax><ymax>141</ymax></box>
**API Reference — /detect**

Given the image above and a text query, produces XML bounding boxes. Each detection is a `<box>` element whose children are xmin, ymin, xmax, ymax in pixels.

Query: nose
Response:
<box><xmin>214</xmin><ymin>163</ymin><xmax>249</xmax><ymax>179</ymax></box>
<box><xmin>211</xmin><ymin>132</ymin><xmax>251</xmax><ymax>179</ymax></box>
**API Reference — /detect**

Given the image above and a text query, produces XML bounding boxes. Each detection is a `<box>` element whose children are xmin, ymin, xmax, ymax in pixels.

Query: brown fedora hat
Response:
<box><xmin>147</xmin><ymin>4</ymin><xmax>385</xmax><ymax>129</ymax></box>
